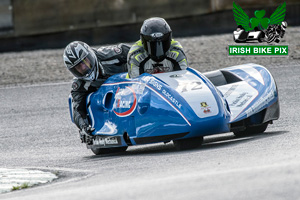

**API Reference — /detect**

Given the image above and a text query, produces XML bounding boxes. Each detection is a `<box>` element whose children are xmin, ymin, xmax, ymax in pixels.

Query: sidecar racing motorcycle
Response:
<box><xmin>69</xmin><ymin>63</ymin><xmax>279</xmax><ymax>154</ymax></box>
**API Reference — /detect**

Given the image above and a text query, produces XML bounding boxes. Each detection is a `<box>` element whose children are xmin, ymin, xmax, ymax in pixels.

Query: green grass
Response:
<box><xmin>53</xmin><ymin>170</ymin><xmax>60</xmax><ymax>176</ymax></box>
<box><xmin>11</xmin><ymin>183</ymin><xmax>30</xmax><ymax>191</ymax></box>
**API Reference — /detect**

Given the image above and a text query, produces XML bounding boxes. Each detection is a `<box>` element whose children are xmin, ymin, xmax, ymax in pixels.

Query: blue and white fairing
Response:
<box><xmin>216</xmin><ymin>63</ymin><xmax>279</xmax><ymax>123</ymax></box>
<box><xmin>83</xmin><ymin>68</ymin><xmax>231</xmax><ymax>147</ymax></box>
<box><xmin>68</xmin><ymin>63</ymin><xmax>279</xmax><ymax>148</ymax></box>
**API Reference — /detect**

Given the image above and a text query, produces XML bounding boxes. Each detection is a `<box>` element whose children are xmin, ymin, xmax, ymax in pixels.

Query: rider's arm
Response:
<box><xmin>168</xmin><ymin>40</ymin><xmax>188</xmax><ymax>71</ymax></box>
<box><xmin>127</xmin><ymin>41</ymin><xmax>146</xmax><ymax>78</ymax></box>
<box><xmin>127</xmin><ymin>60</ymin><xmax>140</xmax><ymax>78</ymax></box>
<box><xmin>177</xmin><ymin>55</ymin><xmax>188</xmax><ymax>70</ymax></box>
<box><xmin>96</xmin><ymin>44</ymin><xmax>130</xmax><ymax>76</ymax></box>
<box><xmin>96</xmin><ymin>44</ymin><xmax>130</xmax><ymax>64</ymax></box>
<box><xmin>70</xmin><ymin>79</ymin><xmax>94</xmax><ymax>130</ymax></box>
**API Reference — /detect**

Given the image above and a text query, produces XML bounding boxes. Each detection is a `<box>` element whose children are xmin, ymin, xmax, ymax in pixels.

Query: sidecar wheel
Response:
<box><xmin>234</xmin><ymin>123</ymin><xmax>268</xmax><ymax>137</ymax></box>
<box><xmin>91</xmin><ymin>146</ymin><xmax>128</xmax><ymax>155</ymax></box>
<box><xmin>173</xmin><ymin>136</ymin><xmax>203</xmax><ymax>151</ymax></box>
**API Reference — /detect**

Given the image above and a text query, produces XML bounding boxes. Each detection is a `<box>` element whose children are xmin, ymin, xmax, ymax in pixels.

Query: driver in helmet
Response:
<box><xmin>63</xmin><ymin>41</ymin><xmax>130</xmax><ymax>144</ymax></box>
<box><xmin>127</xmin><ymin>17</ymin><xmax>188</xmax><ymax>78</ymax></box>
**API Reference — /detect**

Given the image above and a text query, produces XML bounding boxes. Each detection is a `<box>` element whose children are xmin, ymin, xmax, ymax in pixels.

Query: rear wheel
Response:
<box><xmin>91</xmin><ymin>146</ymin><xmax>128</xmax><ymax>155</ymax></box>
<box><xmin>173</xmin><ymin>136</ymin><xmax>203</xmax><ymax>151</ymax></box>
<box><xmin>233</xmin><ymin>123</ymin><xmax>268</xmax><ymax>137</ymax></box>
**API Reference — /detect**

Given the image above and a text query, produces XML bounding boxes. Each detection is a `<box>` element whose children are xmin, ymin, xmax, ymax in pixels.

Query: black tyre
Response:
<box><xmin>91</xmin><ymin>146</ymin><xmax>128</xmax><ymax>155</ymax></box>
<box><xmin>258</xmin><ymin>32</ymin><xmax>265</xmax><ymax>43</ymax></box>
<box><xmin>275</xmin><ymin>38</ymin><xmax>280</xmax><ymax>43</ymax></box>
<box><xmin>173</xmin><ymin>136</ymin><xmax>203</xmax><ymax>151</ymax></box>
<box><xmin>234</xmin><ymin>123</ymin><xmax>268</xmax><ymax>137</ymax></box>
<box><xmin>267</xmin><ymin>33</ymin><xmax>276</xmax><ymax>43</ymax></box>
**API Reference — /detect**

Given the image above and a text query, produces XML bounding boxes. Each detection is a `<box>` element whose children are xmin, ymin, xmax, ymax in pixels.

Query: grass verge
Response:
<box><xmin>11</xmin><ymin>183</ymin><xmax>30</xmax><ymax>191</ymax></box>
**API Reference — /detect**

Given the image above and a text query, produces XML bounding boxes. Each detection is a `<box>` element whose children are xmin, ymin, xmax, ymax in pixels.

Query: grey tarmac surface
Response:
<box><xmin>0</xmin><ymin>27</ymin><xmax>300</xmax><ymax>199</ymax></box>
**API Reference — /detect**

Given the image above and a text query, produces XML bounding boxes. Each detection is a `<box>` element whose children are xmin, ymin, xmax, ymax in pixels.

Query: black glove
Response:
<box><xmin>79</xmin><ymin>125</ymin><xmax>95</xmax><ymax>144</ymax></box>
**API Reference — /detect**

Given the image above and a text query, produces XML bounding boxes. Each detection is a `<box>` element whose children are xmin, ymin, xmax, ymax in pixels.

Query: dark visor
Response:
<box><xmin>142</xmin><ymin>33</ymin><xmax>171</xmax><ymax>62</ymax></box>
<box><xmin>69</xmin><ymin>56</ymin><xmax>94</xmax><ymax>78</ymax></box>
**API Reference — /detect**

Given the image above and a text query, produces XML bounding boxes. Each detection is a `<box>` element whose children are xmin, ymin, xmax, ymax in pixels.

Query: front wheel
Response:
<box><xmin>173</xmin><ymin>136</ymin><xmax>203</xmax><ymax>151</ymax></box>
<box><xmin>91</xmin><ymin>146</ymin><xmax>128</xmax><ymax>155</ymax></box>
<box><xmin>234</xmin><ymin>123</ymin><xmax>268</xmax><ymax>137</ymax></box>
<box><xmin>267</xmin><ymin>33</ymin><xmax>276</xmax><ymax>43</ymax></box>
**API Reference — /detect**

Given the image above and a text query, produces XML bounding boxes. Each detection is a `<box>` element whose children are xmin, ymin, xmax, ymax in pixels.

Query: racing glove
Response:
<box><xmin>79</xmin><ymin>125</ymin><xmax>95</xmax><ymax>145</ymax></box>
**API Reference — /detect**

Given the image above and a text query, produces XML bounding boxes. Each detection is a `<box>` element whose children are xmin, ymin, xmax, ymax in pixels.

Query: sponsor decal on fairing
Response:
<box><xmin>113</xmin><ymin>86</ymin><xmax>137</xmax><ymax>117</ymax></box>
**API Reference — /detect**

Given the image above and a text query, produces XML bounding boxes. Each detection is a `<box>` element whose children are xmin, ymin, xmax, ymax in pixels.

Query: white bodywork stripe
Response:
<box><xmin>145</xmin><ymin>85</ymin><xmax>191</xmax><ymax>126</ymax></box>
<box><xmin>102</xmin><ymin>81</ymin><xmax>191</xmax><ymax>126</ymax></box>
<box><xmin>87</xmin><ymin>93</ymin><xmax>95</xmax><ymax>127</ymax></box>
<box><xmin>227</xmin><ymin>64</ymin><xmax>265</xmax><ymax>85</ymax></box>
<box><xmin>218</xmin><ymin>81</ymin><xmax>259</xmax><ymax>122</ymax></box>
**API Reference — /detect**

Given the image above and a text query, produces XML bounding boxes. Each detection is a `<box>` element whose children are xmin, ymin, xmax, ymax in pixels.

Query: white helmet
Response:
<box><xmin>281</xmin><ymin>21</ymin><xmax>288</xmax><ymax>30</ymax></box>
<box><xmin>63</xmin><ymin>41</ymin><xmax>99</xmax><ymax>81</ymax></box>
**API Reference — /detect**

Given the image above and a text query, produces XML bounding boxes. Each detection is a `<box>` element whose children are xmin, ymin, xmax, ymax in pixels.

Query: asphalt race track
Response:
<box><xmin>1</xmin><ymin>27</ymin><xmax>300</xmax><ymax>199</ymax></box>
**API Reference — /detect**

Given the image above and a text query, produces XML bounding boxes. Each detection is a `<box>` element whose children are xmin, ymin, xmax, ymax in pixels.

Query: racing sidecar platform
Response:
<box><xmin>233</xmin><ymin>26</ymin><xmax>265</xmax><ymax>43</ymax></box>
<box><xmin>69</xmin><ymin>63</ymin><xmax>279</xmax><ymax>154</ymax></box>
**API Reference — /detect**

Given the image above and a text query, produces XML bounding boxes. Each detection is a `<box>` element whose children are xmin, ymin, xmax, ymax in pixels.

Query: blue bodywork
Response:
<box><xmin>69</xmin><ymin>63</ymin><xmax>279</xmax><ymax>149</ymax></box>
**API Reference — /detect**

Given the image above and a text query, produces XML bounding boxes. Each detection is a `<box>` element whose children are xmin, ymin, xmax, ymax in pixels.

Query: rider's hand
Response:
<box><xmin>79</xmin><ymin>125</ymin><xmax>95</xmax><ymax>144</ymax></box>
<box><xmin>83</xmin><ymin>125</ymin><xmax>95</xmax><ymax>134</ymax></box>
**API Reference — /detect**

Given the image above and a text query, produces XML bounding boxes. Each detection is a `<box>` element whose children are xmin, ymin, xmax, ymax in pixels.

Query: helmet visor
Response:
<box><xmin>147</xmin><ymin>41</ymin><xmax>164</xmax><ymax>61</ymax></box>
<box><xmin>69</xmin><ymin>56</ymin><xmax>94</xmax><ymax>78</ymax></box>
<box><xmin>142</xmin><ymin>32</ymin><xmax>171</xmax><ymax>62</ymax></box>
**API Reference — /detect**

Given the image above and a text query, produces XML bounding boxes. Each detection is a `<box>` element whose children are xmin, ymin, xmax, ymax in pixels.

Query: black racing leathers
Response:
<box><xmin>70</xmin><ymin>43</ymin><xmax>130</xmax><ymax>130</ymax></box>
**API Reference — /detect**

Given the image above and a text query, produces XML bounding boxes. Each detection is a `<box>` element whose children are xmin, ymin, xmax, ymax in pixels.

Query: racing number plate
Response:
<box><xmin>93</xmin><ymin>136</ymin><xmax>121</xmax><ymax>146</ymax></box>
<box><xmin>105</xmin><ymin>137</ymin><xmax>118</xmax><ymax>144</ymax></box>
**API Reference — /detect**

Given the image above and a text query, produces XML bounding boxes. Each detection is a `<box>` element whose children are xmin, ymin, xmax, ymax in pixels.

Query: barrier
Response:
<box><xmin>6</xmin><ymin>0</ymin><xmax>300</xmax><ymax>37</ymax></box>
<box><xmin>0</xmin><ymin>0</ymin><xmax>299</xmax><ymax>51</ymax></box>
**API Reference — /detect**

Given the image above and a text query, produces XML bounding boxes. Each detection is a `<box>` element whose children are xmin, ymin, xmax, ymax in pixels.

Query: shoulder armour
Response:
<box><xmin>71</xmin><ymin>78</ymin><xmax>83</xmax><ymax>91</ymax></box>
<box><xmin>128</xmin><ymin>40</ymin><xmax>147</xmax><ymax>64</ymax></box>
<box><xmin>171</xmin><ymin>40</ymin><xmax>183</xmax><ymax>47</ymax></box>
<box><xmin>128</xmin><ymin>41</ymin><xmax>144</xmax><ymax>55</ymax></box>
<box><xmin>169</xmin><ymin>40</ymin><xmax>187</xmax><ymax>60</ymax></box>
<box><xmin>96</xmin><ymin>43</ymin><xmax>130</xmax><ymax>63</ymax></box>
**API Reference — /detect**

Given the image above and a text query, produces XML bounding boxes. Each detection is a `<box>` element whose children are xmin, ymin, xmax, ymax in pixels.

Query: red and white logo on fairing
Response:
<box><xmin>113</xmin><ymin>86</ymin><xmax>137</xmax><ymax>117</ymax></box>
